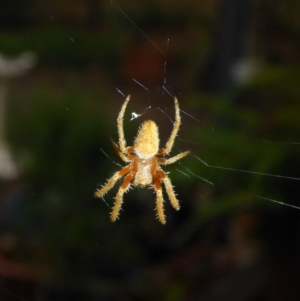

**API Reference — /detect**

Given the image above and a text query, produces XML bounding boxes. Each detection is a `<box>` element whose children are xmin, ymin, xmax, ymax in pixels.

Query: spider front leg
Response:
<box><xmin>117</xmin><ymin>95</ymin><xmax>131</xmax><ymax>154</ymax></box>
<box><xmin>164</xmin><ymin>97</ymin><xmax>181</xmax><ymax>155</ymax></box>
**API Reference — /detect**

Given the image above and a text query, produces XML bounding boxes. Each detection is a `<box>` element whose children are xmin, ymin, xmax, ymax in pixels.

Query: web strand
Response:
<box><xmin>255</xmin><ymin>196</ymin><xmax>300</xmax><ymax>210</ymax></box>
<box><xmin>110</xmin><ymin>0</ymin><xmax>165</xmax><ymax>55</ymax></box>
<box><xmin>194</xmin><ymin>155</ymin><xmax>300</xmax><ymax>181</ymax></box>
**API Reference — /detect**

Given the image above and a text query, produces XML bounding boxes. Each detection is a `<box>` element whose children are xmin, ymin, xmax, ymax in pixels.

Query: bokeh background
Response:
<box><xmin>0</xmin><ymin>0</ymin><xmax>300</xmax><ymax>300</ymax></box>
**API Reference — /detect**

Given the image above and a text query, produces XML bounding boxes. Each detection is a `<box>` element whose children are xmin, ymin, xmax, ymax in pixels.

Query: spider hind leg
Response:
<box><xmin>157</xmin><ymin>169</ymin><xmax>180</xmax><ymax>211</ymax></box>
<box><xmin>153</xmin><ymin>169</ymin><xmax>181</xmax><ymax>224</ymax></box>
<box><xmin>94</xmin><ymin>165</ymin><xmax>132</xmax><ymax>198</ymax></box>
<box><xmin>154</xmin><ymin>175</ymin><xmax>166</xmax><ymax>225</ymax></box>
<box><xmin>162</xmin><ymin>175</ymin><xmax>180</xmax><ymax>211</ymax></box>
<box><xmin>110</xmin><ymin>171</ymin><xmax>135</xmax><ymax>222</ymax></box>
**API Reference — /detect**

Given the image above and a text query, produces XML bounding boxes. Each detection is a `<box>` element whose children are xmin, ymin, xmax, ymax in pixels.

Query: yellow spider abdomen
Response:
<box><xmin>134</xmin><ymin>120</ymin><xmax>159</xmax><ymax>159</ymax></box>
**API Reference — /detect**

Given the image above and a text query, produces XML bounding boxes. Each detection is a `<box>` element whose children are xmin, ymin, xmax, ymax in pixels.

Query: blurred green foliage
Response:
<box><xmin>6</xmin><ymin>75</ymin><xmax>115</xmax><ymax>272</ymax></box>
<box><xmin>0</xmin><ymin>29</ymin><xmax>123</xmax><ymax>73</ymax></box>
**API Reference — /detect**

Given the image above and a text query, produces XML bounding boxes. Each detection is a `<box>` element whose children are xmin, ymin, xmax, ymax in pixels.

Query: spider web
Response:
<box><xmin>1</xmin><ymin>0</ymin><xmax>300</xmax><ymax>300</ymax></box>
<box><xmin>102</xmin><ymin>0</ymin><xmax>300</xmax><ymax>213</ymax></box>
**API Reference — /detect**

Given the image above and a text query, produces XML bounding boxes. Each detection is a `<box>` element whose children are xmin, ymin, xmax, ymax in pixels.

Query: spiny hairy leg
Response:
<box><xmin>164</xmin><ymin>97</ymin><xmax>181</xmax><ymax>154</ymax></box>
<box><xmin>156</xmin><ymin>189</ymin><xmax>166</xmax><ymax>224</ymax></box>
<box><xmin>163</xmin><ymin>150</ymin><xmax>190</xmax><ymax>165</ymax></box>
<box><xmin>110</xmin><ymin>139</ymin><xmax>130</xmax><ymax>162</ymax></box>
<box><xmin>94</xmin><ymin>165</ymin><xmax>131</xmax><ymax>198</ymax></box>
<box><xmin>162</xmin><ymin>176</ymin><xmax>180</xmax><ymax>211</ymax></box>
<box><xmin>154</xmin><ymin>176</ymin><xmax>166</xmax><ymax>224</ymax></box>
<box><xmin>110</xmin><ymin>187</ymin><xmax>125</xmax><ymax>222</ymax></box>
<box><xmin>110</xmin><ymin>171</ymin><xmax>134</xmax><ymax>222</ymax></box>
<box><xmin>117</xmin><ymin>95</ymin><xmax>131</xmax><ymax>154</ymax></box>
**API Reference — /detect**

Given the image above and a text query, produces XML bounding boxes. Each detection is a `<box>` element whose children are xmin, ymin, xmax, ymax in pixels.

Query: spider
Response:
<box><xmin>94</xmin><ymin>95</ymin><xmax>190</xmax><ymax>224</ymax></box>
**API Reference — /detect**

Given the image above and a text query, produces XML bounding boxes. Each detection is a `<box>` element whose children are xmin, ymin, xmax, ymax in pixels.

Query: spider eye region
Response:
<box><xmin>134</xmin><ymin>120</ymin><xmax>159</xmax><ymax>159</ymax></box>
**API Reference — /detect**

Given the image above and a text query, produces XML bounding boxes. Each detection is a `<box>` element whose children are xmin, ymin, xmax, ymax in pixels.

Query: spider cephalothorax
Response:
<box><xmin>94</xmin><ymin>95</ymin><xmax>190</xmax><ymax>224</ymax></box>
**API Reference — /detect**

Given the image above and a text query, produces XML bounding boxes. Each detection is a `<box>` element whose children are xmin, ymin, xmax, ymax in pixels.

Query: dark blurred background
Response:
<box><xmin>0</xmin><ymin>0</ymin><xmax>300</xmax><ymax>300</ymax></box>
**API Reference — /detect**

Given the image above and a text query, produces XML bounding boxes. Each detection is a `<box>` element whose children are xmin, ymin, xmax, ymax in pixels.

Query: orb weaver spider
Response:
<box><xmin>94</xmin><ymin>95</ymin><xmax>190</xmax><ymax>224</ymax></box>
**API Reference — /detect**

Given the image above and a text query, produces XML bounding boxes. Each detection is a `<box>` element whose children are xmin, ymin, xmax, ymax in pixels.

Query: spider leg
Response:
<box><xmin>153</xmin><ymin>175</ymin><xmax>166</xmax><ymax>224</ymax></box>
<box><xmin>117</xmin><ymin>95</ymin><xmax>131</xmax><ymax>154</ymax></box>
<box><xmin>163</xmin><ymin>97</ymin><xmax>181</xmax><ymax>155</ymax></box>
<box><xmin>110</xmin><ymin>139</ymin><xmax>133</xmax><ymax>163</ymax></box>
<box><xmin>157</xmin><ymin>169</ymin><xmax>180</xmax><ymax>211</ymax></box>
<box><xmin>158</xmin><ymin>150</ymin><xmax>190</xmax><ymax>165</ymax></box>
<box><xmin>110</xmin><ymin>171</ymin><xmax>135</xmax><ymax>222</ymax></box>
<box><xmin>94</xmin><ymin>164</ymin><xmax>132</xmax><ymax>198</ymax></box>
